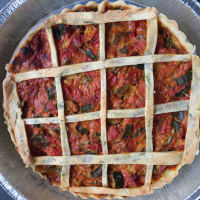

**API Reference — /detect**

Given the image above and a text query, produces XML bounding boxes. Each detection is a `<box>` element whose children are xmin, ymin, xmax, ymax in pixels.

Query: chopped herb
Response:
<box><xmin>45</xmin><ymin>106</ymin><xmax>49</xmax><ymax>112</ymax></box>
<box><xmin>86</xmin><ymin>48</ymin><xmax>96</xmax><ymax>60</ymax></box>
<box><xmin>122</xmin><ymin>124</ymin><xmax>134</xmax><ymax>139</ymax></box>
<box><xmin>114</xmin><ymin>34</ymin><xmax>120</xmax><ymax>45</ymax></box>
<box><xmin>86</xmin><ymin>150</ymin><xmax>96</xmax><ymax>154</ymax></box>
<box><xmin>133</xmin><ymin>128</ymin><xmax>145</xmax><ymax>138</ymax></box>
<box><xmin>166</xmin><ymin>35</ymin><xmax>174</xmax><ymax>49</ymax></box>
<box><xmin>53</xmin><ymin>24</ymin><xmax>67</xmax><ymax>40</ymax></box>
<box><xmin>82</xmin><ymin>74</ymin><xmax>91</xmax><ymax>84</ymax></box>
<box><xmin>76</xmin><ymin>125</ymin><xmax>89</xmax><ymax>135</ymax></box>
<box><xmin>119</xmin><ymin>46</ymin><xmax>127</xmax><ymax>54</ymax></box>
<box><xmin>31</xmin><ymin>134</ymin><xmax>49</xmax><ymax>147</ymax></box>
<box><xmin>163</xmin><ymin>135</ymin><xmax>173</xmax><ymax>146</ymax></box>
<box><xmin>21</xmin><ymin>46</ymin><xmax>33</xmax><ymax>56</ymax></box>
<box><xmin>51</xmin><ymin>128</ymin><xmax>60</xmax><ymax>135</ymax></box>
<box><xmin>46</xmin><ymin>87</ymin><xmax>55</xmax><ymax>100</ymax></box>
<box><xmin>91</xmin><ymin>166</ymin><xmax>102</xmax><ymax>178</ymax></box>
<box><xmin>172</xmin><ymin>121</ymin><xmax>180</xmax><ymax>132</ymax></box>
<box><xmin>174</xmin><ymin>111</ymin><xmax>184</xmax><ymax>122</ymax></box>
<box><xmin>175</xmin><ymin>84</ymin><xmax>191</xmax><ymax>98</ymax></box>
<box><xmin>113</xmin><ymin>171</ymin><xmax>124</xmax><ymax>188</ymax></box>
<box><xmin>175</xmin><ymin>71</ymin><xmax>192</xmax><ymax>86</ymax></box>
<box><xmin>96</xmin><ymin>132</ymin><xmax>100</xmax><ymax>137</ymax></box>
<box><xmin>117</xmin><ymin>85</ymin><xmax>129</xmax><ymax>95</ymax></box>
<box><xmin>64</xmin><ymin>57</ymin><xmax>70</xmax><ymax>65</ymax></box>
<box><xmin>58</xmin><ymin>24</ymin><xmax>67</xmax><ymax>35</ymax></box>
<box><xmin>81</xmin><ymin>104</ymin><xmax>93</xmax><ymax>113</ymax></box>
<box><xmin>134</xmin><ymin>64</ymin><xmax>144</xmax><ymax>70</ymax></box>
<box><xmin>113</xmin><ymin>67</ymin><xmax>121</xmax><ymax>75</ymax></box>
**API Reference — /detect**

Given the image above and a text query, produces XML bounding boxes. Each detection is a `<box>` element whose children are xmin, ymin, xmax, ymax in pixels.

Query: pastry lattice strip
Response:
<box><xmin>4</xmin><ymin>7</ymin><xmax>200</xmax><ymax>196</ymax></box>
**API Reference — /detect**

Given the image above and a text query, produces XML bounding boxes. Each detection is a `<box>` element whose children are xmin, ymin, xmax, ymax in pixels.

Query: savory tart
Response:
<box><xmin>3</xmin><ymin>0</ymin><xmax>200</xmax><ymax>199</ymax></box>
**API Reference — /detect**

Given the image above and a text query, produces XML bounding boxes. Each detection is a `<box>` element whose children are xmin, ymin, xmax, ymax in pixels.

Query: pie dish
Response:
<box><xmin>2</xmin><ymin>0</ymin><xmax>200</xmax><ymax>199</ymax></box>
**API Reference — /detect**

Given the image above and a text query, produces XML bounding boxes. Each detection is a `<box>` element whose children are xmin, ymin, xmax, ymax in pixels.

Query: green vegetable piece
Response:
<box><xmin>134</xmin><ymin>64</ymin><xmax>144</xmax><ymax>70</ymax></box>
<box><xmin>133</xmin><ymin>128</ymin><xmax>145</xmax><ymax>138</ymax></box>
<box><xmin>65</xmin><ymin>57</ymin><xmax>70</xmax><ymax>65</ymax></box>
<box><xmin>31</xmin><ymin>134</ymin><xmax>49</xmax><ymax>147</ymax></box>
<box><xmin>46</xmin><ymin>87</ymin><xmax>55</xmax><ymax>100</ymax></box>
<box><xmin>114</xmin><ymin>34</ymin><xmax>120</xmax><ymax>45</ymax></box>
<box><xmin>163</xmin><ymin>135</ymin><xmax>173</xmax><ymax>146</ymax></box>
<box><xmin>91</xmin><ymin>166</ymin><xmax>102</xmax><ymax>178</ymax></box>
<box><xmin>81</xmin><ymin>104</ymin><xmax>93</xmax><ymax>113</ymax></box>
<box><xmin>51</xmin><ymin>128</ymin><xmax>60</xmax><ymax>135</ymax></box>
<box><xmin>96</xmin><ymin>132</ymin><xmax>100</xmax><ymax>137</ymax></box>
<box><xmin>175</xmin><ymin>84</ymin><xmax>191</xmax><ymax>97</ymax></box>
<box><xmin>76</xmin><ymin>125</ymin><xmax>89</xmax><ymax>135</ymax></box>
<box><xmin>166</xmin><ymin>36</ymin><xmax>174</xmax><ymax>49</ymax></box>
<box><xmin>113</xmin><ymin>171</ymin><xmax>124</xmax><ymax>188</ymax></box>
<box><xmin>117</xmin><ymin>85</ymin><xmax>129</xmax><ymax>94</ymax></box>
<box><xmin>86</xmin><ymin>48</ymin><xmax>97</xmax><ymax>60</ymax></box>
<box><xmin>175</xmin><ymin>71</ymin><xmax>192</xmax><ymax>86</ymax></box>
<box><xmin>53</xmin><ymin>24</ymin><xmax>67</xmax><ymax>40</ymax></box>
<box><xmin>122</xmin><ymin>124</ymin><xmax>133</xmax><ymax>139</ymax></box>
<box><xmin>119</xmin><ymin>47</ymin><xmax>127</xmax><ymax>54</ymax></box>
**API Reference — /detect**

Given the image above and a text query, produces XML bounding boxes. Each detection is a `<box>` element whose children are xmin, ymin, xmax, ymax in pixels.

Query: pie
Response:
<box><xmin>3</xmin><ymin>0</ymin><xmax>200</xmax><ymax>199</ymax></box>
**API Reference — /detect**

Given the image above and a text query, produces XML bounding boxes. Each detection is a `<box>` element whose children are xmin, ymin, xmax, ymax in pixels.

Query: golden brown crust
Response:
<box><xmin>3</xmin><ymin>0</ymin><xmax>200</xmax><ymax>199</ymax></box>
<box><xmin>3</xmin><ymin>77</ymin><xmax>32</xmax><ymax>165</ymax></box>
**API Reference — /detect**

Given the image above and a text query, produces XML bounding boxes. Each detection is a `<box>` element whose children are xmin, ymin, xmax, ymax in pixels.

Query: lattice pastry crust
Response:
<box><xmin>3</xmin><ymin>0</ymin><xmax>200</xmax><ymax>199</ymax></box>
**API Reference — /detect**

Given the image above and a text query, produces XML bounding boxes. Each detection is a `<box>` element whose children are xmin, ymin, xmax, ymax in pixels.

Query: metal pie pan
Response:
<box><xmin>0</xmin><ymin>0</ymin><xmax>200</xmax><ymax>199</ymax></box>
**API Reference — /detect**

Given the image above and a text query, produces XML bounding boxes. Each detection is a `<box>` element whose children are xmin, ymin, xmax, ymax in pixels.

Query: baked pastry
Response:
<box><xmin>3</xmin><ymin>0</ymin><xmax>200</xmax><ymax>198</ymax></box>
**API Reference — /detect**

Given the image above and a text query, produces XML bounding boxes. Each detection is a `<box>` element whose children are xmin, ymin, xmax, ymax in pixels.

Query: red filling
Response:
<box><xmin>153</xmin><ymin>111</ymin><xmax>188</xmax><ymax>152</ymax></box>
<box><xmin>17</xmin><ymin>78</ymin><xmax>57</xmax><ymax>118</ymax></box>
<box><xmin>67</xmin><ymin>119</ymin><xmax>102</xmax><ymax>155</ymax></box>
<box><xmin>106</xmin><ymin>20</ymin><xmax>147</xmax><ymax>58</ymax></box>
<box><xmin>107</xmin><ymin>66</ymin><xmax>145</xmax><ymax>109</ymax></box>
<box><xmin>62</xmin><ymin>70</ymin><xmax>100</xmax><ymax>114</ymax></box>
<box><xmin>156</xmin><ymin>23</ymin><xmax>188</xmax><ymax>54</ymax></box>
<box><xmin>53</xmin><ymin>24</ymin><xmax>99</xmax><ymax>65</ymax></box>
<box><xmin>107</xmin><ymin>117</ymin><xmax>146</xmax><ymax>154</ymax></box>
<box><xmin>154</xmin><ymin>61</ymin><xmax>192</xmax><ymax>104</ymax></box>
<box><xmin>26</xmin><ymin>124</ymin><xmax>62</xmax><ymax>156</ymax></box>
<box><xmin>11</xmin><ymin>30</ymin><xmax>52</xmax><ymax>73</ymax></box>
<box><xmin>70</xmin><ymin>165</ymin><xmax>102</xmax><ymax>186</ymax></box>
<box><xmin>108</xmin><ymin>164</ymin><xmax>146</xmax><ymax>188</ymax></box>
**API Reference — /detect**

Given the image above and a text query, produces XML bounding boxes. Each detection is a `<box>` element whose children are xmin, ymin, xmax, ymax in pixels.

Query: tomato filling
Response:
<box><xmin>154</xmin><ymin>61</ymin><xmax>192</xmax><ymax>104</ymax></box>
<box><xmin>67</xmin><ymin>119</ymin><xmax>102</xmax><ymax>155</ymax></box>
<box><xmin>62</xmin><ymin>70</ymin><xmax>100</xmax><ymax>114</ymax></box>
<box><xmin>107</xmin><ymin>65</ymin><xmax>145</xmax><ymax>109</ymax></box>
<box><xmin>35</xmin><ymin>165</ymin><xmax>61</xmax><ymax>185</ymax></box>
<box><xmin>70</xmin><ymin>165</ymin><xmax>102</xmax><ymax>186</ymax></box>
<box><xmin>153</xmin><ymin>111</ymin><xmax>188</xmax><ymax>152</ymax></box>
<box><xmin>152</xmin><ymin>111</ymin><xmax>188</xmax><ymax>181</ymax></box>
<box><xmin>10</xmin><ymin>30</ymin><xmax>52</xmax><ymax>74</ymax></box>
<box><xmin>53</xmin><ymin>24</ymin><xmax>99</xmax><ymax>65</ymax></box>
<box><xmin>152</xmin><ymin>165</ymin><xmax>177</xmax><ymax>181</ymax></box>
<box><xmin>26</xmin><ymin>124</ymin><xmax>62</xmax><ymax>156</ymax></box>
<box><xmin>107</xmin><ymin>117</ymin><xmax>145</xmax><ymax>154</ymax></box>
<box><xmin>156</xmin><ymin>22</ymin><xmax>188</xmax><ymax>54</ymax></box>
<box><xmin>105</xmin><ymin>20</ymin><xmax>147</xmax><ymax>59</ymax></box>
<box><xmin>108</xmin><ymin>164</ymin><xmax>146</xmax><ymax>188</ymax></box>
<box><xmin>17</xmin><ymin>78</ymin><xmax>57</xmax><ymax>118</ymax></box>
